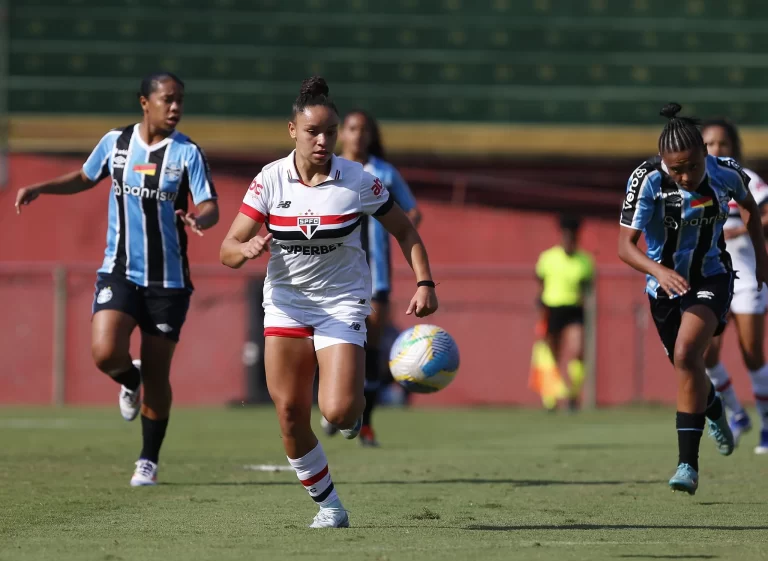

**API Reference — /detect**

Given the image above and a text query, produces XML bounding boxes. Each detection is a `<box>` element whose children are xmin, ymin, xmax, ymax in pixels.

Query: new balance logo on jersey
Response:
<box><xmin>282</xmin><ymin>243</ymin><xmax>343</xmax><ymax>255</ymax></box>
<box><xmin>298</xmin><ymin>217</ymin><xmax>321</xmax><ymax>239</ymax></box>
<box><xmin>350</xmin><ymin>322</ymin><xmax>361</xmax><ymax>331</ymax></box>
<box><xmin>277</xmin><ymin>201</ymin><xmax>292</xmax><ymax>208</ymax></box>
<box><xmin>113</xmin><ymin>180</ymin><xmax>178</xmax><ymax>201</ymax></box>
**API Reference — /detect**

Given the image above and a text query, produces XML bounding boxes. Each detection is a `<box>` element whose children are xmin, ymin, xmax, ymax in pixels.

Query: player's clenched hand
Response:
<box><xmin>15</xmin><ymin>187</ymin><xmax>40</xmax><ymax>214</ymax></box>
<box><xmin>655</xmin><ymin>267</ymin><xmax>690</xmax><ymax>297</ymax></box>
<box><xmin>241</xmin><ymin>233</ymin><xmax>273</xmax><ymax>259</ymax></box>
<box><xmin>406</xmin><ymin>286</ymin><xmax>438</xmax><ymax>318</ymax></box>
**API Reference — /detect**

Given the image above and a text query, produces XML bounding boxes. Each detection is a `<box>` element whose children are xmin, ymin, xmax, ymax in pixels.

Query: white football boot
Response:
<box><xmin>118</xmin><ymin>359</ymin><xmax>142</xmax><ymax>421</ymax></box>
<box><xmin>310</xmin><ymin>508</ymin><xmax>350</xmax><ymax>528</ymax></box>
<box><xmin>130</xmin><ymin>459</ymin><xmax>158</xmax><ymax>487</ymax></box>
<box><xmin>339</xmin><ymin>415</ymin><xmax>363</xmax><ymax>440</ymax></box>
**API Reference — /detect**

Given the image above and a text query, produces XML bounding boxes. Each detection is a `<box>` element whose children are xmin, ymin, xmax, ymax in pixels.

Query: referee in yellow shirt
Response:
<box><xmin>535</xmin><ymin>216</ymin><xmax>594</xmax><ymax>411</ymax></box>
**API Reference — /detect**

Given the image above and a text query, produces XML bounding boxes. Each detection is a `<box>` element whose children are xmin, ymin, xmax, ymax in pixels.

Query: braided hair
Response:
<box><xmin>658</xmin><ymin>103</ymin><xmax>704</xmax><ymax>155</ymax></box>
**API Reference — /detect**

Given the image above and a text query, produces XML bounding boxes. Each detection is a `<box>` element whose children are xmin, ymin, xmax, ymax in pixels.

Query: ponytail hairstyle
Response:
<box><xmin>291</xmin><ymin>76</ymin><xmax>338</xmax><ymax>120</ymax></box>
<box><xmin>658</xmin><ymin>102</ymin><xmax>704</xmax><ymax>156</ymax></box>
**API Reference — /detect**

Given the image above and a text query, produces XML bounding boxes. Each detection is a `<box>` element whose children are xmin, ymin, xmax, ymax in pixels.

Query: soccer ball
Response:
<box><xmin>388</xmin><ymin>324</ymin><xmax>460</xmax><ymax>393</ymax></box>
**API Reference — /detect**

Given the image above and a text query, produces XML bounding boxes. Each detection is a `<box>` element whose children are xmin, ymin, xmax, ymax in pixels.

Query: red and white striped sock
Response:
<box><xmin>287</xmin><ymin>442</ymin><xmax>342</xmax><ymax>509</ymax></box>
<box><xmin>706</xmin><ymin>363</ymin><xmax>744</xmax><ymax>416</ymax></box>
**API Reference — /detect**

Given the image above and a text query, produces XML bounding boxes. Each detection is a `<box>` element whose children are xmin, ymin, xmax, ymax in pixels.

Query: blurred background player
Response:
<box><xmin>534</xmin><ymin>215</ymin><xmax>594</xmax><ymax>411</ymax></box>
<box><xmin>701</xmin><ymin>119</ymin><xmax>768</xmax><ymax>453</ymax></box>
<box><xmin>618</xmin><ymin>102</ymin><xmax>768</xmax><ymax>494</ymax></box>
<box><xmin>14</xmin><ymin>72</ymin><xmax>219</xmax><ymax>486</ymax></box>
<box><xmin>320</xmin><ymin>109</ymin><xmax>422</xmax><ymax>446</ymax></box>
<box><xmin>219</xmin><ymin>77</ymin><xmax>438</xmax><ymax>528</ymax></box>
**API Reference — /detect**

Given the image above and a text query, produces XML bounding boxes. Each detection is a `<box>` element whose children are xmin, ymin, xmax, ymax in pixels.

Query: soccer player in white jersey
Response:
<box><xmin>15</xmin><ymin>72</ymin><xmax>219</xmax><ymax>485</ymax></box>
<box><xmin>701</xmin><ymin>119</ymin><xmax>768</xmax><ymax>453</ymax></box>
<box><xmin>220</xmin><ymin>77</ymin><xmax>438</xmax><ymax>528</ymax></box>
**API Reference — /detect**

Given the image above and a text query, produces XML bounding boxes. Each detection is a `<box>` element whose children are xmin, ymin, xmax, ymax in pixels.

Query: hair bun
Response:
<box><xmin>300</xmin><ymin>76</ymin><xmax>329</xmax><ymax>98</ymax></box>
<box><xmin>660</xmin><ymin>102</ymin><xmax>682</xmax><ymax>120</ymax></box>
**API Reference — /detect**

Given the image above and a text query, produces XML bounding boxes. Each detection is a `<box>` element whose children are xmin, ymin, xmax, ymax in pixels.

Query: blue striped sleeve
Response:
<box><xmin>716</xmin><ymin>157</ymin><xmax>749</xmax><ymax>203</ymax></box>
<box><xmin>187</xmin><ymin>144</ymin><xmax>217</xmax><ymax>205</ymax></box>
<box><xmin>82</xmin><ymin>131</ymin><xmax>117</xmax><ymax>182</ymax></box>
<box><xmin>620</xmin><ymin>163</ymin><xmax>658</xmax><ymax>230</ymax></box>
<box><xmin>387</xmin><ymin>166</ymin><xmax>416</xmax><ymax>212</ymax></box>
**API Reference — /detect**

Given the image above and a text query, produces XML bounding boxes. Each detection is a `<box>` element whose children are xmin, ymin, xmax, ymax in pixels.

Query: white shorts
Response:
<box><xmin>730</xmin><ymin>244</ymin><xmax>768</xmax><ymax>315</ymax></box>
<box><xmin>731</xmin><ymin>278</ymin><xmax>768</xmax><ymax>315</ymax></box>
<box><xmin>263</xmin><ymin>302</ymin><xmax>368</xmax><ymax>351</ymax></box>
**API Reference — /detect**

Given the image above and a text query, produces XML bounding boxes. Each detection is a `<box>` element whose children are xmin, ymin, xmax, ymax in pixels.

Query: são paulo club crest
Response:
<box><xmin>298</xmin><ymin>210</ymin><xmax>320</xmax><ymax>239</ymax></box>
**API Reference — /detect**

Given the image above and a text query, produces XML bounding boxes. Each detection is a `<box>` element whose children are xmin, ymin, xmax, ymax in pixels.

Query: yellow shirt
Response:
<box><xmin>536</xmin><ymin>246</ymin><xmax>594</xmax><ymax>308</ymax></box>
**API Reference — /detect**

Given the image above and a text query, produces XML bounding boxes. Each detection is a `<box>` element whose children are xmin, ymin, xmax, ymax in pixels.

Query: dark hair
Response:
<box><xmin>345</xmin><ymin>109</ymin><xmax>386</xmax><ymax>159</ymax></box>
<box><xmin>701</xmin><ymin>117</ymin><xmax>743</xmax><ymax>163</ymax></box>
<box><xmin>291</xmin><ymin>76</ymin><xmax>338</xmax><ymax>120</ymax></box>
<box><xmin>138</xmin><ymin>71</ymin><xmax>184</xmax><ymax>99</ymax></box>
<box><xmin>559</xmin><ymin>215</ymin><xmax>582</xmax><ymax>233</ymax></box>
<box><xmin>658</xmin><ymin>102</ymin><xmax>704</xmax><ymax>155</ymax></box>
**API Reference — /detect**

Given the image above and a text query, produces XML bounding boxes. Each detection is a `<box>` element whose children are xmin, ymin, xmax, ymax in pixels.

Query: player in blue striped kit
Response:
<box><xmin>327</xmin><ymin>109</ymin><xmax>421</xmax><ymax>446</ymax></box>
<box><xmin>15</xmin><ymin>72</ymin><xmax>219</xmax><ymax>486</ymax></box>
<box><xmin>618</xmin><ymin>103</ymin><xmax>768</xmax><ymax>495</ymax></box>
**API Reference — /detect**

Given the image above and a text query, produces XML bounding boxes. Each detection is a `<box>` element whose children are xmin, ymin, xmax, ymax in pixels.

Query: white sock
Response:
<box><xmin>749</xmin><ymin>364</ymin><xmax>768</xmax><ymax>430</ymax></box>
<box><xmin>706</xmin><ymin>363</ymin><xmax>745</xmax><ymax>416</ymax></box>
<box><xmin>287</xmin><ymin>442</ymin><xmax>342</xmax><ymax>510</ymax></box>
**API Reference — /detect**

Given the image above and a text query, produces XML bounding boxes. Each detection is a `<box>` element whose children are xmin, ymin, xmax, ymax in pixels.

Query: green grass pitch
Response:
<box><xmin>2</xmin><ymin>406</ymin><xmax>768</xmax><ymax>561</ymax></box>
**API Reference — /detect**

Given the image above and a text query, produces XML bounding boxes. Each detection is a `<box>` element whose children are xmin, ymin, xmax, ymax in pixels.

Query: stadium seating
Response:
<box><xmin>8</xmin><ymin>0</ymin><xmax>767</xmax><ymax>123</ymax></box>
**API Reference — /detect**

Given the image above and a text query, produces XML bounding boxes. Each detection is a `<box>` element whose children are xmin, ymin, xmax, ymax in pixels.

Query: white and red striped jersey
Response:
<box><xmin>239</xmin><ymin>151</ymin><xmax>393</xmax><ymax>308</ymax></box>
<box><xmin>725</xmin><ymin>167</ymin><xmax>768</xmax><ymax>230</ymax></box>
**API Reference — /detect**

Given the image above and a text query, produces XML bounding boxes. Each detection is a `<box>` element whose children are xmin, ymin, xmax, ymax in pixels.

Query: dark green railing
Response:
<box><xmin>9</xmin><ymin>0</ymin><xmax>768</xmax><ymax>124</ymax></box>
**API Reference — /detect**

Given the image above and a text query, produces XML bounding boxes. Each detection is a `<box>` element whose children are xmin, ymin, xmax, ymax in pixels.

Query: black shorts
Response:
<box><xmin>371</xmin><ymin>290</ymin><xmax>390</xmax><ymax>304</ymax></box>
<box><xmin>649</xmin><ymin>273</ymin><xmax>734</xmax><ymax>364</ymax></box>
<box><xmin>546</xmin><ymin>305</ymin><xmax>584</xmax><ymax>335</ymax></box>
<box><xmin>92</xmin><ymin>273</ymin><xmax>191</xmax><ymax>342</ymax></box>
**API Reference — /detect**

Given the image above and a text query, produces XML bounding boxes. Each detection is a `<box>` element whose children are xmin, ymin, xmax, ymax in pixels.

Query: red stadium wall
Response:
<box><xmin>0</xmin><ymin>154</ymin><xmax>754</xmax><ymax>407</ymax></box>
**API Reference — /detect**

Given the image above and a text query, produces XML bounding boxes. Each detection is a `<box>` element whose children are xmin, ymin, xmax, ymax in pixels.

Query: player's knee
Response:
<box><xmin>91</xmin><ymin>341</ymin><xmax>127</xmax><ymax>375</ymax></box>
<box><xmin>275</xmin><ymin>402</ymin><xmax>311</xmax><ymax>436</ymax></box>
<box><xmin>322</xmin><ymin>396</ymin><xmax>363</xmax><ymax>429</ymax></box>
<box><xmin>673</xmin><ymin>341</ymin><xmax>703</xmax><ymax>372</ymax></box>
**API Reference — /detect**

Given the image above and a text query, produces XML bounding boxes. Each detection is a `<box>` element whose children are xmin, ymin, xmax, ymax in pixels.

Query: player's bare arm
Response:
<box><xmin>15</xmin><ymin>169</ymin><xmax>97</xmax><ymax>214</ymax></box>
<box><xmin>176</xmin><ymin>199</ymin><xmax>219</xmax><ymax>237</ymax></box>
<box><xmin>406</xmin><ymin>207</ymin><xmax>422</xmax><ymax>228</ymax></box>
<box><xmin>618</xmin><ymin>226</ymin><xmax>690</xmax><ymax>296</ymax></box>
<box><xmin>376</xmin><ymin>203</ymin><xmax>437</xmax><ymax>317</ymax></box>
<box><xmin>736</xmin><ymin>192</ymin><xmax>768</xmax><ymax>288</ymax></box>
<box><xmin>220</xmin><ymin>213</ymin><xmax>272</xmax><ymax>268</ymax></box>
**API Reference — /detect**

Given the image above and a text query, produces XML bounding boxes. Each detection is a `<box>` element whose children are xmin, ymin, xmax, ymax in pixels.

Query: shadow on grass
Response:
<box><xmin>619</xmin><ymin>555</ymin><xmax>718</xmax><ymax>560</ymax></box>
<box><xmin>164</xmin><ymin>478</ymin><xmax>661</xmax><ymax>487</ymax></box>
<box><xmin>467</xmin><ymin>523</ymin><xmax>768</xmax><ymax>531</ymax></box>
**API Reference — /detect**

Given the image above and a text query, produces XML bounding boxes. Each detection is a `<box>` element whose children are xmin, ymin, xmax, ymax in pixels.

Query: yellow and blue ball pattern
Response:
<box><xmin>388</xmin><ymin>324</ymin><xmax>460</xmax><ymax>394</ymax></box>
